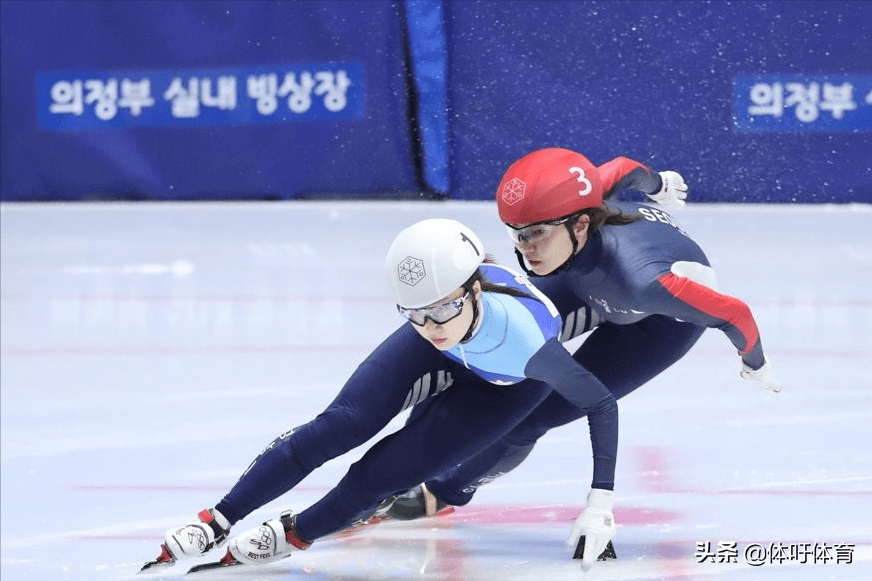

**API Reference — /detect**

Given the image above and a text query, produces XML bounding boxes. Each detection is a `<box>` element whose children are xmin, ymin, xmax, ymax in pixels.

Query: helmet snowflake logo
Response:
<box><xmin>502</xmin><ymin>178</ymin><xmax>526</xmax><ymax>205</ymax></box>
<box><xmin>397</xmin><ymin>256</ymin><xmax>426</xmax><ymax>286</ymax></box>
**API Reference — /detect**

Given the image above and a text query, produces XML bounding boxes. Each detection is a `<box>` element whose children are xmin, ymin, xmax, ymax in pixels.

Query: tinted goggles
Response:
<box><xmin>505</xmin><ymin>217</ymin><xmax>571</xmax><ymax>245</ymax></box>
<box><xmin>397</xmin><ymin>292</ymin><xmax>470</xmax><ymax>326</ymax></box>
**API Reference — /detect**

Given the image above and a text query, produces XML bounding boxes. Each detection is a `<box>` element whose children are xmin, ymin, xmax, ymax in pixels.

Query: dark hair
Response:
<box><xmin>572</xmin><ymin>202</ymin><xmax>640</xmax><ymax>234</ymax></box>
<box><xmin>456</xmin><ymin>255</ymin><xmax>535</xmax><ymax>343</ymax></box>
<box><xmin>461</xmin><ymin>255</ymin><xmax>534</xmax><ymax>300</ymax></box>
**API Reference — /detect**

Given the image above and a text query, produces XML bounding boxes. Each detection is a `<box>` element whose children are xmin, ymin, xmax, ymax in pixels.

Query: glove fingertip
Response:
<box><xmin>572</xmin><ymin>535</ymin><xmax>586</xmax><ymax>560</ymax></box>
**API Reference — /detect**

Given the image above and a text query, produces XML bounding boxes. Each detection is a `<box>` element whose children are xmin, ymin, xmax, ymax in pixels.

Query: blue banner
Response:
<box><xmin>1</xmin><ymin>0</ymin><xmax>417</xmax><ymax>201</ymax></box>
<box><xmin>37</xmin><ymin>63</ymin><xmax>365</xmax><ymax>131</ymax></box>
<box><xmin>733</xmin><ymin>75</ymin><xmax>872</xmax><ymax>132</ymax></box>
<box><xmin>441</xmin><ymin>0</ymin><xmax>872</xmax><ymax>203</ymax></box>
<box><xmin>3</xmin><ymin>1</ymin><xmax>871</xmax><ymax>203</ymax></box>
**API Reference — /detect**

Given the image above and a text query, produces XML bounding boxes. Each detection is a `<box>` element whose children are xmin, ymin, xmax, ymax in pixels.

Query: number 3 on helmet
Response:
<box><xmin>496</xmin><ymin>148</ymin><xmax>604</xmax><ymax>226</ymax></box>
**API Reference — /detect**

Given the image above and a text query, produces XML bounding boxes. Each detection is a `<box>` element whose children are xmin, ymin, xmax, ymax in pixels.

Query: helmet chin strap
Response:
<box><xmin>513</xmin><ymin>222</ymin><xmax>580</xmax><ymax>277</ymax></box>
<box><xmin>459</xmin><ymin>287</ymin><xmax>480</xmax><ymax>343</ymax></box>
<box><xmin>458</xmin><ymin>287</ymin><xmax>479</xmax><ymax>343</ymax></box>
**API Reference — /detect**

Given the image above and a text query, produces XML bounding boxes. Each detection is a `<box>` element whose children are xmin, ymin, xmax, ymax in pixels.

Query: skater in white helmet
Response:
<box><xmin>143</xmin><ymin>217</ymin><xmax>620</xmax><ymax>574</ymax></box>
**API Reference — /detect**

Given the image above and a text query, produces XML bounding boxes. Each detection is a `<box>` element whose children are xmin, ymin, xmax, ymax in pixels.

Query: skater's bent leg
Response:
<box><xmin>427</xmin><ymin>391</ymin><xmax>584</xmax><ymax>505</ymax></box>
<box><xmin>294</xmin><ymin>377</ymin><xmax>552</xmax><ymax>541</ymax></box>
<box><xmin>575</xmin><ymin>317</ymin><xmax>704</xmax><ymax>400</ymax></box>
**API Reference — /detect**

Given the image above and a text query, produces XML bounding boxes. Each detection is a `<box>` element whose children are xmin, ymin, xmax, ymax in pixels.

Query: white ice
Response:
<box><xmin>2</xmin><ymin>200</ymin><xmax>871</xmax><ymax>581</ymax></box>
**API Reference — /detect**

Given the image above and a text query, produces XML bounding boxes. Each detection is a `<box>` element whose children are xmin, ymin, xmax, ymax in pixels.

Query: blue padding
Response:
<box><xmin>442</xmin><ymin>0</ymin><xmax>872</xmax><ymax>203</ymax></box>
<box><xmin>0</xmin><ymin>0</ymin><xmax>418</xmax><ymax>201</ymax></box>
<box><xmin>404</xmin><ymin>0</ymin><xmax>450</xmax><ymax>195</ymax></box>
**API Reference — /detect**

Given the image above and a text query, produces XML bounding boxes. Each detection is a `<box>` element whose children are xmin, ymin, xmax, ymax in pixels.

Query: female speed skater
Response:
<box><xmin>142</xmin><ymin>216</ymin><xmax>623</xmax><ymax>573</ymax></box>
<box><xmin>379</xmin><ymin>147</ymin><xmax>782</xmax><ymax>561</ymax></box>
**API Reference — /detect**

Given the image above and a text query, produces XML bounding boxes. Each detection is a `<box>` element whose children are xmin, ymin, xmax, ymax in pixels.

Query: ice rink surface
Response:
<box><xmin>2</xmin><ymin>199</ymin><xmax>871</xmax><ymax>581</ymax></box>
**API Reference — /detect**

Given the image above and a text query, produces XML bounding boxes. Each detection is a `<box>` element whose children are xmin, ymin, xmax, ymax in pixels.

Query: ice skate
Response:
<box><xmin>226</xmin><ymin>511</ymin><xmax>310</xmax><ymax>565</ymax></box>
<box><xmin>379</xmin><ymin>483</ymin><xmax>454</xmax><ymax>521</ymax></box>
<box><xmin>139</xmin><ymin>508</ymin><xmax>230</xmax><ymax>572</ymax></box>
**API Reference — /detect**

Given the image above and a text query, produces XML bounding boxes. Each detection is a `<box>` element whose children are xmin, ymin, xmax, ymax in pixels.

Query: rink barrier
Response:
<box><xmin>1</xmin><ymin>1</ymin><xmax>869</xmax><ymax>202</ymax></box>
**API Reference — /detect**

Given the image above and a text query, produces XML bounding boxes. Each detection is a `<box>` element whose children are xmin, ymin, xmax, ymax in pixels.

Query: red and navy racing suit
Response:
<box><xmin>424</xmin><ymin>158</ymin><xmax>767</xmax><ymax>506</ymax></box>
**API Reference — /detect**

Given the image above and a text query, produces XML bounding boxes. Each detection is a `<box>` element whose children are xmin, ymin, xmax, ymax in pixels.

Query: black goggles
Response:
<box><xmin>397</xmin><ymin>292</ymin><xmax>471</xmax><ymax>326</ymax></box>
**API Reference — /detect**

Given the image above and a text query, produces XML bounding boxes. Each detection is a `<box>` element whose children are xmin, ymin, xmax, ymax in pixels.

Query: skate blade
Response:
<box><xmin>138</xmin><ymin>544</ymin><xmax>176</xmax><ymax>573</ymax></box>
<box><xmin>186</xmin><ymin>551</ymin><xmax>240</xmax><ymax>574</ymax></box>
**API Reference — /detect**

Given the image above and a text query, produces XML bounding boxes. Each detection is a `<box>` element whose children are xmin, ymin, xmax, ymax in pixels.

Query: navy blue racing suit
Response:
<box><xmin>213</xmin><ymin>264</ymin><xmax>619</xmax><ymax>542</ymax></box>
<box><xmin>425</xmin><ymin>158</ymin><xmax>767</xmax><ymax>506</ymax></box>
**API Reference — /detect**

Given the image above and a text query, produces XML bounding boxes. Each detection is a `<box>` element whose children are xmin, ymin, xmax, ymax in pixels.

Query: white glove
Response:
<box><xmin>566</xmin><ymin>488</ymin><xmax>616</xmax><ymax>572</ymax></box>
<box><xmin>647</xmin><ymin>171</ymin><xmax>688</xmax><ymax>207</ymax></box>
<box><xmin>740</xmin><ymin>355</ymin><xmax>782</xmax><ymax>393</ymax></box>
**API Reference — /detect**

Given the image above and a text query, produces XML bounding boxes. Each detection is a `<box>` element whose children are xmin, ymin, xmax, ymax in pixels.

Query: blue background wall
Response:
<box><xmin>2</xmin><ymin>0</ymin><xmax>870</xmax><ymax>203</ymax></box>
<box><xmin>443</xmin><ymin>0</ymin><xmax>872</xmax><ymax>203</ymax></box>
<box><xmin>1</xmin><ymin>0</ymin><xmax>420</xmax><ymax>201</ymax></box>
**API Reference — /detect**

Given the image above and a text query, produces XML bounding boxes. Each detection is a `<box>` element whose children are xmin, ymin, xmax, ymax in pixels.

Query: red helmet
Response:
<box><xmin>496</xmin><ymin>148</ymin><xmax>604</xmax><ymax>225</ymax></box>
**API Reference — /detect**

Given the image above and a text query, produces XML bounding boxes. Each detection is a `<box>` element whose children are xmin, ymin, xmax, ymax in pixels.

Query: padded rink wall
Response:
<box><xmin>1</xmin><ymin>0</ymin><xmax>870</xmax><ymax>203</ymax></box>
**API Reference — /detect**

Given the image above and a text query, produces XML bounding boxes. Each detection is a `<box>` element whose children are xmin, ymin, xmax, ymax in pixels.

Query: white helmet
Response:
<box><xmin>385</xmin><ymin>218</ymin><xmax>485</xmax><ymax>308</ymax></box>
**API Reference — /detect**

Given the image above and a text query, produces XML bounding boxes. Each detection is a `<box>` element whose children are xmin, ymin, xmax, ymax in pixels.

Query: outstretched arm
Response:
<box><xmin>523</xmin><ymin>338</ymin><xmax>618</xmax><ymax>490</ymax></box>
<box><xmin>656</xmin><ymin>272</ymin><xmax>762</xmax><ymax>362</ymax></box>
<box><xmin>598</xmin><ymin>157</ymin><xmax>688</xmax><ymax>207</ymax></box>
<box><xmin>649</xmin><ymin>270</ymin><xmax>781</xmax><ymax>392</ymax></box>
<box><xmin>523</xmin><ymin>338</ymin><xmax>619</xmax><ymax>571</ymax></box>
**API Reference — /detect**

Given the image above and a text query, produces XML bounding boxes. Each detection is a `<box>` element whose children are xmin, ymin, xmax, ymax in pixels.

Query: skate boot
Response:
<box><xmin>141</xmin><ymin>508</ymin><xmax>230</xmax><ymax>571</ymax></box>
<box><xmin>226</xmin><ymin>511</ymin><xmax>311</xmax><ymax>565</ymax></box>
<box><xmin>165</xmin><ymin>508</ymin><xmax>231</xmax><ymax>559</ymax></box>
<box><xmin>381</xmin><ymin>483</ymin><xmax>454</xmax><ymax>520</ymax></box>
